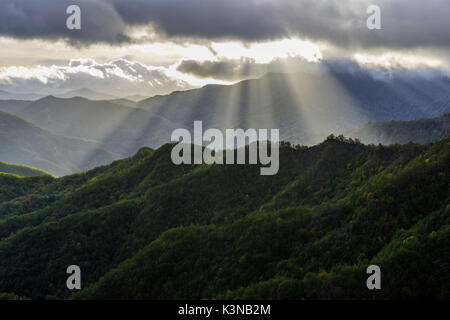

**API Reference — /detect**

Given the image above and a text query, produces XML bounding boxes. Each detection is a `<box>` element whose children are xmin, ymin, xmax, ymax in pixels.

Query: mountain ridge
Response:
<box><xmin>0</xmin><ymin>135</ymin><xmax>448</xmax><ymax>299</ymax></box>
<box><xmin>56</xmin><ymin>88</ymin><xmax>118</xmax><ymax>101</ymax></box>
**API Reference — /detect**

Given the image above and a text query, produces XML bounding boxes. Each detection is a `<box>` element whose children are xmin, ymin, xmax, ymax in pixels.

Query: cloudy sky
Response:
<box><xmin>0</xmin><ymin>0</ymin><xmax>449</xmax><ymax>96</ymax></box>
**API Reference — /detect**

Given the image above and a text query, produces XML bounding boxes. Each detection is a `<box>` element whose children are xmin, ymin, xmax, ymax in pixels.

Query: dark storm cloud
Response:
<box><xmin>177</xmin><ymin>57</ymin><xmax>320</xmax><ymax>81</ymax></box>
<box><xmin>177</xmin><ymin>59</ymin><xmax>250</xmax><ymax>81</ymax></box>
<box><xmin>108</xmin><ymin>0</ymin><xmax>283</xmax><ymax>40</ymax></box>
<box><xmin>178</xmin><ymin>55</ymin><xmax>450</xmax><ymax>82</ymax></box>
<box><xmin>107</xmin><ymin>0</ymin><xmax>450</xmax><ymax>50</ymax></box>
<box><xmin>0</xmin><ymin>0</ymin><xmax>128</xmax><ymax>44</ymax></box>
<box><xmin>0</xmin><ymin>0</ymin><xmax>449</xmax><ymax>50</ymax></box>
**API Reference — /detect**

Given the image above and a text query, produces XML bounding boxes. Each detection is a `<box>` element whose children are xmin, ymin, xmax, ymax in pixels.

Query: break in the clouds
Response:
<box><xmin>1</xmin><ymin>0</ymin><xmax>450</xmax><ymax>51</ymax></box>
<box><xmin>176</xmin><ymin>39</ymin><xmax>323</xmax><ymax>80</ymax></box>
<box><xmin>0</xmin><ymin>58</ymin><xmax>193</xmax><ymax>96</ymax></box>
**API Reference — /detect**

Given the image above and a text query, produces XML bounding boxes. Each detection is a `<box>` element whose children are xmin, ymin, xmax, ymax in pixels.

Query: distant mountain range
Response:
<box><xmin>0</xmin><ymin>111</ymin><xmax>120</xmax><ymax>176</ymax></box>
<box><xmin>56</xmin><ymin>88</ymin><xmax>118</xmax><ymax>101</ymax></box>
<box><xmin>137</xmin><ymin>71</ymin><xmax>450</xmax><ymax>140</ymax></box>
<box><xmin>0</xmin><ymin>70</ymin><xmax>449</xmax><ymax>175</ymax></box>
<box><xmin>3</xmin><ymin>71</ymin><xmax>450</xmax><ymax>147</ymax></box>
<box><xmin>0</xmin><ymin>90</ymin><xmax>43</xmax><ymax>101</ymax></box>
<box><xmin>0</xmin><ymin>88</ymin><xmax>148</xmax><ymax>103</ymax></box>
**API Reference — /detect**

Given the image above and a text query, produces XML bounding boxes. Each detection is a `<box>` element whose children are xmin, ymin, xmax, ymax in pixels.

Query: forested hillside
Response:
<box><xmin>0</xmin><ymin>136</ymin><xmax>448</xmax><ymax>299</ymax></box>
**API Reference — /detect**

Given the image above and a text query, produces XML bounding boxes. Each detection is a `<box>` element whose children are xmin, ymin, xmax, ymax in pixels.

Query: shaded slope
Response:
<box><xmin>0</xmin><ymin>161</ymin><xmax>51</xmax><ymax>177</ymax></box>
<box><xmin>19</xmin><ymin>96</ymin><xmax>182</xmax><ymax>155</ymax></box>
<box><xmin>0</xmin><ymin>111</ymin><xmax>120</xmax><ymax>176</ymax></box>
